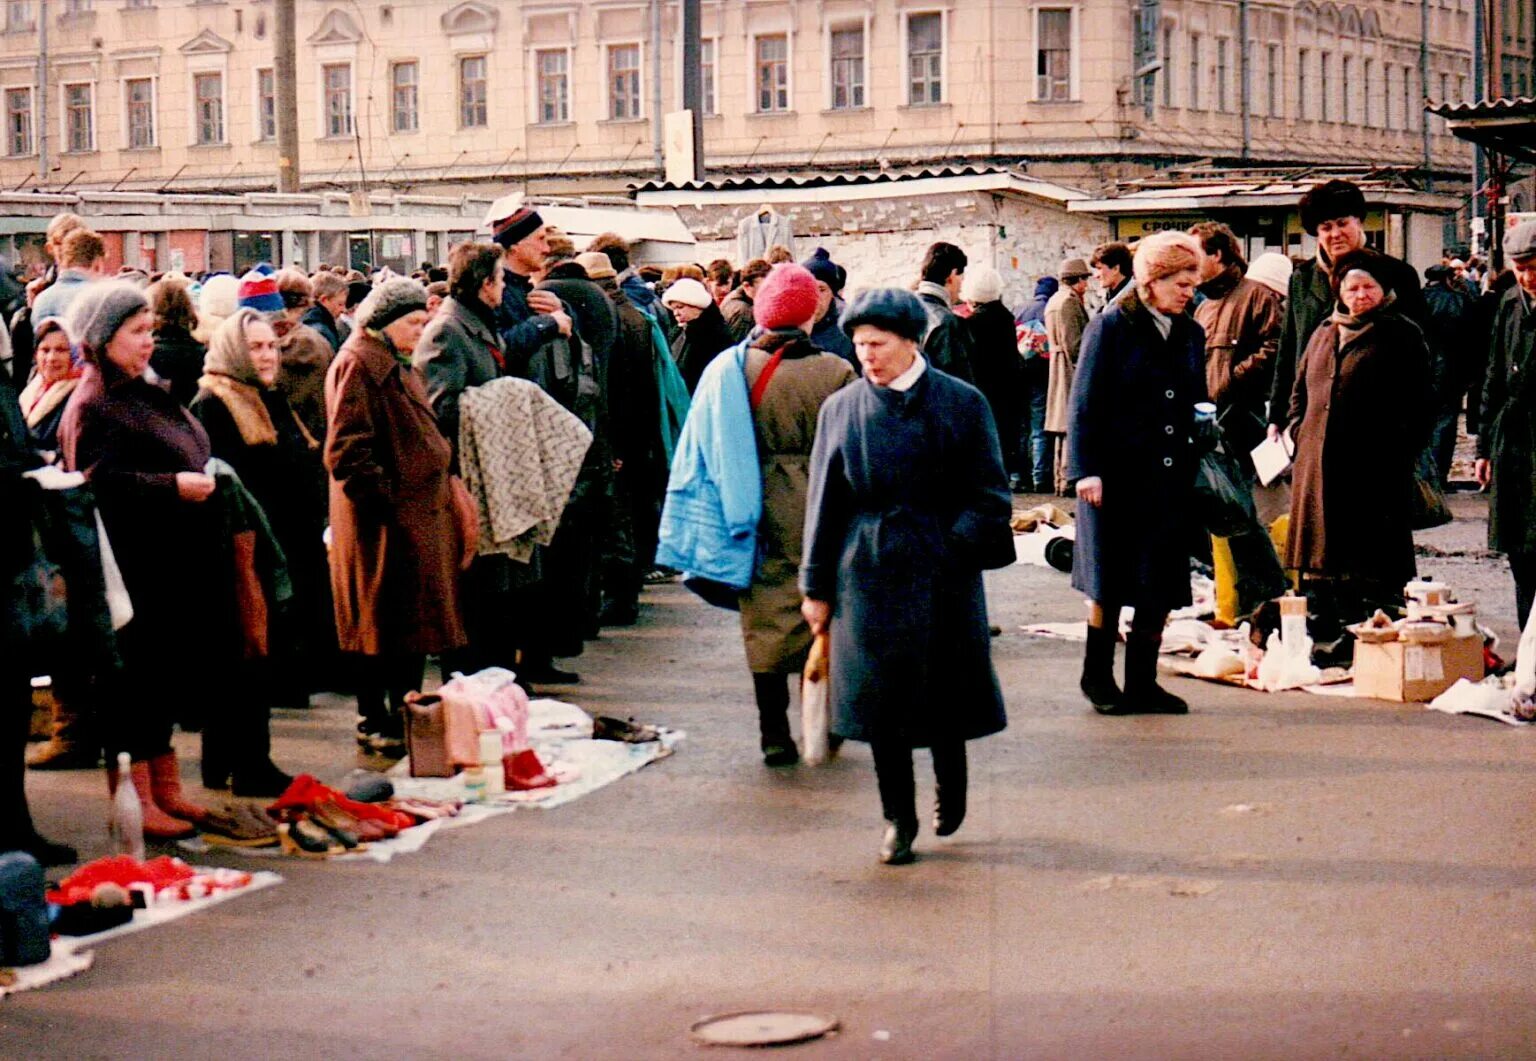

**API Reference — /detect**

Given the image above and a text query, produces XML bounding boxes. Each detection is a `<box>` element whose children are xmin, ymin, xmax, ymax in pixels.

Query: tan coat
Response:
<box><xmin>324</xmin><ymin>330</ymin><xmax>467</xmax><ymax>657</ymax></box>
<box><xmin>738</xmin><ymin>341</ymin><xmax>855</xmax><ymax>673</ymax></box>
<box><xmin>1043</xmin><ymin>286</ymin><xmax>1089</xmax><ymax>434</ymax></box>
<box><xmin>279</xmin><ymin>322</ymin><xmax>336</xmax><ymax>443</ymax></box>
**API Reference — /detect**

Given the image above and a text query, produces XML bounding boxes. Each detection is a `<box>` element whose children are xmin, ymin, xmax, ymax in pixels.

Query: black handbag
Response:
<box><xmin>1410</xmin><ymin>449</ymin><xmax>1453</xmax><ymax>531</ymax></box>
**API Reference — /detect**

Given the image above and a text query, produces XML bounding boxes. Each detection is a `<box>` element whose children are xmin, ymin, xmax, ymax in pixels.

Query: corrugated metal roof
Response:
<box><xmin>629</xmin><ymin>165</ymin><xmax>1086</xmax><ymax>200</ymax></box>
<box><xmin>1428</xmin><ymin>96</ymin><xmax>1536</xmax><ymax>119</ymax></box>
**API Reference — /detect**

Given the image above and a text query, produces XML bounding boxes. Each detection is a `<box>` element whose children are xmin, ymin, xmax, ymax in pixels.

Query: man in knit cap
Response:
<box><xmin>490</xmin><ymin>202</ymin><xmax>573</xmax><ymax>375</ymax></box>
<box><xmin>801</xmin><ymin>247</ymin><xmax>855</xmax><ymax>369</ymax></box>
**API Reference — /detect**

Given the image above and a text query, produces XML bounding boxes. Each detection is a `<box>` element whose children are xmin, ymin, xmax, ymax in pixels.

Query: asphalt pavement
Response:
<box><xmin>5</xmin><ymin>491</ymin><xmax>1534</xmax><ymax>1059</ymax></box>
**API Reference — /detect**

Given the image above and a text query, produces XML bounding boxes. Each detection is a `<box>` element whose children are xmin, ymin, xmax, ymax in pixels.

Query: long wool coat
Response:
<box><xmin>1043</xmin><ymin>287</ymin><xmax>1089</xmax><ymax>434</ymax></box>
<box><xmin>800</xmin><ymin>366</ymin><xmax>1014</xmax><ymax>746</ymax></box>
<box><xmin>1066</xmin><ymin>288</ymin><xmax>1207</xmax><ymax>611</ymax></box>
<box><xmin>1477</xmin><ymin>285</ymin><xmax>1536</xmax><ymax>558</ymax></box>
<box><xmin>324</xmin><ymin>330</ymin><xmax>466</xmax><ymax>657</ymax></box>
<box><xmin>1285</xmin><ymin>310</ymin><xmax>1432</xmax><ymax>585</ymax></box>
<box><xmin>738</xmin><ymin>340</ymin><xmax>855</xmax><ymax>674</ymax></box>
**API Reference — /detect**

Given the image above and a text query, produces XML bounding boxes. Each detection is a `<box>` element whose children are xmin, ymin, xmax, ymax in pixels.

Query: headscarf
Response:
<box><xmin>19</xmin><ymin>317</ymin><xmax>82</xmax><ymax>428</ymax></box>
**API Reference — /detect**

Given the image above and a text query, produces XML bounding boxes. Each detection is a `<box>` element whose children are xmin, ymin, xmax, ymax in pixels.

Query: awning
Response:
<box><xmin>1427</xmin><ymin>97</ymin><xmax>1536</xmax><ymax>165</ymax></box>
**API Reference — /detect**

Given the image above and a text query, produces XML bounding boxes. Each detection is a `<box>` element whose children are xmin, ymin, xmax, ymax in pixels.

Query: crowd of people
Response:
<box><xmin>3</xmin><ymin>176</ymin><xmax>1534</xmax><ymax>868</ymax></box>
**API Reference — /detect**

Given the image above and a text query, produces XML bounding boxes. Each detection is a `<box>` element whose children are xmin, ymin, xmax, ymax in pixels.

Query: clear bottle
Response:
<box><xmin>110</xmin><ymin>751</ymin><xmax>145</xmax><ymax>861</ymax></box>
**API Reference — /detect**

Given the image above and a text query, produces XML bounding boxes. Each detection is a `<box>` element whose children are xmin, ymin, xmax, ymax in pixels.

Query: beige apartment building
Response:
<box><xmin>0</xmin><ymin>0</ymin><xmax>1485</xmax><ymax>199</ymax></box>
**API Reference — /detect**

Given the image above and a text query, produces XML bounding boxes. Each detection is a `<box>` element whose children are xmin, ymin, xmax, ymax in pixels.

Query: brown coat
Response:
<box><xmin>1284</xmin><ymin>310</ymin><xmax>1432</xmax><ymax>586</ymax></box>
<box><xmin>279</xmin><ymin>322</ymin><xmax>335</xmax><ymax>443</ymax></box>
<box><xmin>324</xmin><ymin>330</ymin><xmax>466</xmax><ymax>657</ymax></box>
<box><xmin>1194</xmin><ymin>267</ymin><xmax>1282</xmax><ymax>410</ymax></box>
<box><xmin>738</xmin><ymin>341</ymin><xmax>855</xmax><ymax>673</ymax></box>
<box><xmin>1043</xmin><ymin>286</ymin><xmax>1088</xmax><ymax>434</ymax></box>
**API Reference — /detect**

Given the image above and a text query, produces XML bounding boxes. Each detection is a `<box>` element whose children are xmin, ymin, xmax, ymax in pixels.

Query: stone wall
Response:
<box><xmin>675</xmin><ymin>192</ymin><xmax>1110</xmax><ymax>312</ymax></box>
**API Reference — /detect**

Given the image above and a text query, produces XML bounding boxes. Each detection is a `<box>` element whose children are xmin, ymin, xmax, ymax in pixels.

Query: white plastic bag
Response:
<box><xmin>801</xmin><ymin>633</ymin><xmax>831</xmax><ymax>766</ymax></box>
<box><xmin>1515</xmin><ymin>607</ymin><xmax>1536</xmax><ymax>700</ymax></box>
<box><xmin>94</xmin><ymin>510</ymin><xmax>133</xmax><ymax>631</ymax></box>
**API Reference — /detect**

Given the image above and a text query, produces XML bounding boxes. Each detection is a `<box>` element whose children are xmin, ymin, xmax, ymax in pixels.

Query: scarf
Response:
<box><xmin>19</xmin><ymin>375</ymin><xmax>78</xmax><ymax>429</ymax></box>
<box><xmin>916</xmin><ymin>280</ymin><xmax>952</xmax><ymax>306</ymax></box>
<box><xmin>366</xmin><ymin>327</ymin><xmax>412</xmax><ymax>368</ymax></box>
<box><xmin>199</xmin><ymin>372</ymin><xmax>277</xmax><ymax>447</ymax></box>
<box><xmin>1330</xmin><ymin>291</ymin><xmax>1397</xmax><ymax>350</ymax></box>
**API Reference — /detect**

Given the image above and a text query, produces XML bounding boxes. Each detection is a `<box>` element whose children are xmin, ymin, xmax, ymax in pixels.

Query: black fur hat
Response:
<box><xmin>1299</xmin><ymin>179</ymin><xmax>1368</xmax><ymax>236</ymax></box>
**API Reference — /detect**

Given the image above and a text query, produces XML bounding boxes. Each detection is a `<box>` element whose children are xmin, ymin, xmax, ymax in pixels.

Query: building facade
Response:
<box><xmin>0</xmin><ymin>0</ymin><xmax>1477</xmax><ymax>199</ymax></box>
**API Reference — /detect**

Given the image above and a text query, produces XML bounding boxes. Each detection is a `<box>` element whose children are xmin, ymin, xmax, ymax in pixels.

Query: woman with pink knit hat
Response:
<box><xmin>737</xmin><ymin>264</ymin><xmax>856</xmax><ymax>765</ymax></box>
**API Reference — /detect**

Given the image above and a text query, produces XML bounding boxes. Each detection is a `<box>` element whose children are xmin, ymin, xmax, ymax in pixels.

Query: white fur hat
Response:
<box><xmin>960</xmin><ymin>264</ymin><xmax>1003</xmax><ymax>304</ymax></box>
<box><xmin>660</xmin><ymin>277</ymin><xmax>712</xmax><ymax>310</ymax></box>
<box><xmin>1245</xmin><ymin>252</ymin><xmax>1294</xmax><ymax>298</ymax></box>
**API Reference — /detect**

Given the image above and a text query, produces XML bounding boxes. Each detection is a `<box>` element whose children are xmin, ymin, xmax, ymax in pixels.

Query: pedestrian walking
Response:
<box><xmin>800</xmin><ymin>288</ymin><xmax>1013</xmax><ymax>866</ymax></box>
<box><xmin>1475</xmin><ymin>221</ymin><xmax>1536</xmax><ymax>631</ymax></box>
<box><xmin>914</xmin><ymin>242</ymin><xmax>976</xmax><ymax>382</ymax></box>
<box><xmin>1285</xmin><ymin>249</ymin><xmax>1432</xmax><ymax>634</ymax></box>
<box><xmin>1044</xmin><ymin>258</ymin><xmax>1091</xmax><ymax>495</ymax></box>
<box><xmin>1067</xmin><ymin>232</ymin><xmax>1207</xmax><ymax>717</ymax></box>
<box><xmin>736</xmin><ymin>265</ymin><xmax>855</xmax><ymax>767</ymax></box>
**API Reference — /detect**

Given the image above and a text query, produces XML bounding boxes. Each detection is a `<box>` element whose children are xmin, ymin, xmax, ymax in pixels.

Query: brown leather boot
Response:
<box><xmin>107</xmin><ymin>760</ymin><xmax>196</xmax><ymax>840</ymax></box>
<box><xmin>147</xmin><ymin>752</ymin><xmax>210</xmax><ymax>826</ymax></box>
<box><xmin>26</xmin><ymin>696</ymin><xmax>101</xmax><ymax>770</ymax></box>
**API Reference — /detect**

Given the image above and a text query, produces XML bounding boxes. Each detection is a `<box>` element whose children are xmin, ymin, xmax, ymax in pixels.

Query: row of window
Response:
<box><xmin>1156</xmin><ymin>27</ymin><xmax>1464</xmax><ymax>131</ymax></box>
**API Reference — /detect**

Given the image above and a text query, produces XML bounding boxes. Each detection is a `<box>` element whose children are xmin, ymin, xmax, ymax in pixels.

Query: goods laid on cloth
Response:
<box><xmin>1013</xmin><ymin>504</ymin><xmax>1077</xmax><ymax>573</ymax></box>
<box><xmin>1</xmin><ymin>856</ymin><xmax>279</xmax><ymax>999</ymax></box>
<box><xmin>1426</xmin><ymin>605</ymin><xmax>1536</xmax><ymax>725</ymax></box>
<box><xmin>179</xmin><ymin>701</ymin><xmax>683</xmax><ymax>865</ymax></box>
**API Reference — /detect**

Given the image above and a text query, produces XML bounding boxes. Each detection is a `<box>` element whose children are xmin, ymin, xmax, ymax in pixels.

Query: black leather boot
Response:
<box><xmin>1122</xmin><ymin>635</ymin><xmax>1189</xmax><ymax>715</ymax></box>
<box><xmin>1081</xmin><ymin>623</ymin><xmax>1124</xmax><ymax>713</ymax></box>
<box><xmin>932</xmin><ymin>742</ymin><xmax>967</xmax><ymax>836</ymax></box>
<box><xmin>879</xmin><ymin>819</ymin><xmax>917</xmax><ymax>865</ymax></box>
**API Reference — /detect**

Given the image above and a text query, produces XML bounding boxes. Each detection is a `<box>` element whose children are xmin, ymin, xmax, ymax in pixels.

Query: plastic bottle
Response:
<box><xmin>463</xmin><ymin>765</ymin><xmax>486</xmax><ymax>804</ymax></box>
<box><xmin>110</xmin><ymin>752</ymin><xmax>145</xmax><ymax>861</ymax></box>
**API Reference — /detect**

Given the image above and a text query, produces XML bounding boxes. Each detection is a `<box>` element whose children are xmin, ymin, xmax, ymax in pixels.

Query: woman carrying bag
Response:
<box><xmin>800</xmin><ymin>288</ymin><xmax>1014</xmax><ymax>866</ymax></box>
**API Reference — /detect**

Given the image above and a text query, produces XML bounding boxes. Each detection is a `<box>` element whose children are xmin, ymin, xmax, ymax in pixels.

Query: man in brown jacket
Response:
<box><xmin>721</xmin><ymin>258</ymin><xmax>771</xmax><ymax>342</ymax></box>
<box><xmin>1189</xmin><ymin>222</ymin><xmax>1282</xmax><ymax>464</ymax></box>
<box><xmin>1043</xmin><ymin>258</ymin><xmax>1091</xmax><ymax>495</ymax></box>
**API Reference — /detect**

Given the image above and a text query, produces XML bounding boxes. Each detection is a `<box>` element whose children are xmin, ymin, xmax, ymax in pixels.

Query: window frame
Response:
<box><xmin>5</xmin><ymin>1</ymin><xmax>35</xmax><ymax>32</ymax></box>
<box><xmin>698</xmin><ymin>36</ymin><xmax>717</xmax><ymax>116</ymax></box>
<box><xmin>1319</xmin><ymin>50</ymin><xmax>1332</xmax><ymax>121</ymax></box>
<box><xmin>1266</xmin><ymin>42</ymin><xmax>1279</xmax><ymax>117</ymax></box>
<box><xmin>254</xmin><ymin>67</ymin><xmax>276</xmax><ymax>142</ymax></box>
<box><xmin>904</xmin><ymin>10</ymin><xmax>945</xmax><ymax>107</ymax></box>
<box><xmin>391</xmin><ymin>59</ymin><xmax>420</xmax><ymax>134</ymax></box>
<box><xmin>459</xmin><ymin>54</ymin><xmax>489</xmax><ymax>128</ymax></box>
<box><xmin>60</xmin><ymin>80</ymin><xmax>94</xmax><ymax>153</ymax></box>
<box><xmin>123</xmin><ymin>75</ymin><xmax>157</xmax><ymax>150</ymax></box>
<box><xmin>1187</xmin><ymin>32</ymin><xmax>1202</xmax><ymax>110</ymax></box>
<box><xmin>1033</xmin><ymin>6</ymin><xmax>1077</xmax><ymax>103</ymax></box>
<box><xmin>1215</xmin><ymin>36</ymin><xmax>1229</xmax><ymax>112</ymax></box>
<box><xmin>320</xmin><ymin>61</ymin><xmax>354</xmax><ymax>140</ymax></box>
<box><xmin>4</xmin><ymin>84</ymin><xmax>33</xmax><ymax>157</ymax></box>
<box><xmin>192</xmin><ymin>69</ymin><xmax>225</xmax><ymax>146</ymax></box>
<box><xmin>533</xmin><ymin>47</ymin><xmax>571</xmax><ymax>125</ymax></box>
<box><xmin>828</xmin><ymin>21</ymin><xmax>867</xmax><ymax>111</ymax></box>
<box><xmin>1297</xmin><ymin>47</ymin><xmax>1309</xmax><ymax>120</ymax></box>
<box><xmin>752</xmin><ymin>32</ymin><xmax>791</xmax><ymax>114</ymax></box>
<box><xmin>1161</xmin><ymin>24</ymin><xmax>1174</xmax><ymax>107</ymax></box>
<box><xmin>605</xmin><ymin>41</ymin><xmax>642</xmax><ymax>121</ymax></box>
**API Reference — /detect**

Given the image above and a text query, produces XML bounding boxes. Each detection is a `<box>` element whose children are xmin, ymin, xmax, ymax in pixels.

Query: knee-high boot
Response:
<box><xmin>871</xmin><ymin>739</ymin><xmax>917</xmax><ymax>865</ymax></box>
<box><xmin>1122</xmin><ymin>630</ymin><xmax>1189</xmax><ymax>715</ymax></box>
<box><xmin>931</xmin><ymin>742</ymin><xmax>968</xmax><ymax>836</ymax></box>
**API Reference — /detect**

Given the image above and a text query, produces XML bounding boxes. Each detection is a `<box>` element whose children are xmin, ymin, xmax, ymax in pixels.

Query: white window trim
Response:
<box><xmin>603</xmin><ymin>40</ymin><xmax>645</xmax><ymax>121</ymax></box>
<box><xmin>824</xmin><ymin>15</ymin><xmax>871</xmax><ymax>111</ymax></box>
<box><xmin>121</xmin><ymin>74</ymin><xmax>157</xmax><ymax>150</ymax></box>
<box><xmin>253</xmin><ymin>66</ymin><xmax>275</xmax><ymax>143</ymax></box>
<box><xmin>4</xmin><ymin>83</ymin><xmax>36</xmax><ymax>157</ymax></box>
<box><xmin>748</xmin><ymin>30</ymin><xmax>794</xmax><ymax>114</ymax></box>
<box><xmin>317</xmin><ymin>61</ymin><xmax>356</xmax><ymax>140</ymax></box>
<box><xmin>528</xmin><ymin>45</ymin><xmax>573</xmax><ymax>126</ymax></box>
<box><xmin>674</xmin><ymin>34</ymin><xmax>718</xmax><ymax>117</ymax></box>
<box><xmin>189</xmin><ymin>68</ymin><xmax>227</xmax><ymax>146</ymax></box>
<box><xmin>1031</xmin><ymin>5</ymin><xmax>1080</xmax><ymax>103</ymax></box>
<box><xmin>391</xmin><ymin>58</ymin><xmax>422</xmax><ymax>134</ymax></box>
<box><xmin>457</xmin><ymin>53</ymin><xmax>489</xmax><ymax>130</ymax></box>
<box><xmin>59</xmin><ymin>80</ymin><xmax>95</xmax><ymax>153</ymax></box>
<box><xmin>902</xmin><ymin>9</ymin><xmax>948</xmax><ymax>107</ymax></box>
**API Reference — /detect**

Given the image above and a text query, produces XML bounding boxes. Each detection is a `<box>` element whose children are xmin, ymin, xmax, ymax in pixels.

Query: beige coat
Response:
<box><xmin>1043</xmin><ymin>286</ymin><xmax>1089</xmax><ymax>433</ymax></box>
<box><xmin>738</xmin><ymin>341</ymin><xmax>855</xmax><ymax>673</ymax></box>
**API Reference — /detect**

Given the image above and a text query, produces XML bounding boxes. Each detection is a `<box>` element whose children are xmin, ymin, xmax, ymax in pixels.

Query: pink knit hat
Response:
<box><xmin>753</xmin><ymin>263</ymin><xmax>821</xmax><ymax>331</ymax></box>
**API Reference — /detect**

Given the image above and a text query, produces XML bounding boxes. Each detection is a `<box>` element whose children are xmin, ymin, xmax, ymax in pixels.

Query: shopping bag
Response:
<box><xmin>801</xmin><ymin>632</ymin><xmax>832</xmax><ymax>766</ymax></box>
<box><xmin>403</xmin><ymin>693</ymin><xmax>455</xmax><ymax>777</ymax></box>
<box><xmin>95</xmin><ymin>510</ymin><xmax>133</xmax><ymax>631</ymax></box>
<box><xmin>1193</xmin><ymin>447</ymin><xmax>1258</xmax><ymax>538</ymax></box>
<box><xmin>1410</xmin><ymin>449</ymin><xmax>1453</xmax><ymax>530</ymax></box>
<box><xmin>439</xmin><ymin>668</ymin><xmax>531</xmax><ymax>756</ymax></box>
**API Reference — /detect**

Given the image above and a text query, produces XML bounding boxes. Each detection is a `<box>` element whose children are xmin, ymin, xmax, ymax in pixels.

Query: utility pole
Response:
<box><xmin>1472</xmin><ymin>0</ymin><xmax>1486</xmax><ymax>257</ymax></box>
<box><xmin>1238</xmin><ymin>0</ymin><xmax>1251</xmax><ymax>160</ymax></box>
<box><xmin>1419</xmin><ymin>0</ymin><xmax>1431</xmax><ymax>184</ymax></box>
<box><xmin>275</xmin><ymin>0</ymin><xmax>300</xmax><ymax>192</ymax></box>
<box><xmin>681</xmin><ymin>0</ymin><xmax>704</xmax><ymax>180</ymax></box>
<box><xmin>650</xmin><ymin>0</ymin><xmax>663</xmax><ymax>173</ymax></box>
<box><xmin>37</xmin><ymin>0</ymin><xmax>47</xmax><ymax>185</ymax></box>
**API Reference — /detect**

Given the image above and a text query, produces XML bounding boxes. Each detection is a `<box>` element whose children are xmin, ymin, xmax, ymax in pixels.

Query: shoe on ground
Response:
<box><xmin>879</xmin><ymin>820</ymin><xmax>917</xmax><ymax>865</ymax></box>
<box><xmin>1122</xmin><ymin>683</ymin><xmax>1189</xmax><ymax>715</ymax></box>
<box><xmin>761</xmin><ymin>741</ymin><xmax>799</xmax><ymax>767</ymax></box>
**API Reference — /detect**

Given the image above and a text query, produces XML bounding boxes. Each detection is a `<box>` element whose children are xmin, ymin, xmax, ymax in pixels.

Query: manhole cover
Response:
<box><xmin>690</xmin><ymin>1010</ymin><xmax>839</xmax><ymax>1047</ymax></box>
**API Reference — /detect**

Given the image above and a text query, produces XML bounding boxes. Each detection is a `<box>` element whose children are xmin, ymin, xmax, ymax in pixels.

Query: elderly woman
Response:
<box><xmin>325</xmin><ymin>279</ymin><xmax>470</xmax><ymax>754</ymax></box>
<box><xmin>190</xmin><ymin>308</ymin><xmax>323</xmax><ymax>793</ymax></box>
<box><xmin>664</xmin><ymin>277</ymin><xmax>736</xmax><ymax>395</ymax></box>
<box><xmin>1286</xmin><ymin>249</ymin><xmax>1432</xmax><ymax>628</ymax></box>
<box><xmin>800</xmin><ymin>288</ymin><xmax>1014</xmax><ymax>866</ymax></box>
<box><xmin>1067</xmin><ymin>231</ymin><xmax>1208</xmax><ymax>717</ymax></box>
<box><xmin>18</xmin><ymin>317</ymin><xmax>80</xmax><ymax>456</ymax></box>
<box><xmin>58</xmin><ymin>281</ymin><xmax>217</xmax><ymax>838</ymax></box>
<box><xmin>734</xmin><ymin>265</ymin><xmax>856</xmax><ymax>766</ymax></box>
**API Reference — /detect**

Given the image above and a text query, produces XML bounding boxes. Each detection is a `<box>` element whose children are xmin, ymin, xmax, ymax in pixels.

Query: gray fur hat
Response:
<box><xmin>67</xmin><ymin>279</ymin><xmax>150</xmax><ymax>357</ymax></box>
<box><xmin>840</xmin><ymin>286</ymin><xmax>929</xmax><ymax>341</ymax></box>
<box><xmin>354</xmin><ymin>278</ymin><xmax>429</xmax><ymax>332</ymax></box>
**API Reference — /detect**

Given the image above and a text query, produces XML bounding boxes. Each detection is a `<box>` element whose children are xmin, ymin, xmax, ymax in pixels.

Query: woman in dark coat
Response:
<box><xmin>1067</xmin><ymin>232</ymin><xmax>1207</xmax><ymax>717</ymax></box>
<box><xmin>663</xmin><ymin>279</ymin><xmax>736</xmax><ymax>395</ymax></box>
<box><xmin>1286</xmin><ymin>249</ymin><xmax>1432</xmax><ymax>628</ymax></box>
<box><xmin>801</xmin><ymin>288</ymin><xmax>1014</xmax><ymax>866</ymax></box>
<box><xmin>17</xmin><ymin>316</ymin><xmax>80</xmax><ymax>455</ymax></box>
<box><xmin>736</xmin><ymin>265</ymin><xmax>856</xmax><ymax>766</ymax></box>
<box><xmin>58</xmin><ymin>281</ymin><xmax>219</xmax><ymax>839</ymax></box>
<box><xmin>961</xmin><ymin>266</ymin><xmax>1024</xmax><ymax>480</ymax></box>
<box><xmin>324</xmin><ymin>279</ymin><xmax>470</xmax><ymax>753</ymax></box>
<box><xmin>148</xmin><ymin>277</ymin><xmax>207</xmax><ymax>407</ymax></box>
<box><xmin>191</xmin><ymin>308</ymin><xmax>320</xmax><ymax>793</ymax></box>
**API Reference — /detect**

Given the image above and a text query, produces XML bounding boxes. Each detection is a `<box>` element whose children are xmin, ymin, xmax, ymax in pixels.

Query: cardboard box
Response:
<box><xmin>1352</xmin><ymin>635</ymin><xmax>1485</xmax><ymax>702</ymax></box>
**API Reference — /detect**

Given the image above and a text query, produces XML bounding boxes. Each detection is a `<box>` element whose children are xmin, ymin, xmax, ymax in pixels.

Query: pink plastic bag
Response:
<box><xmin>438</xmin><ymin>668</ymin><xmax>532</xmax><ymax>756</ymax></box>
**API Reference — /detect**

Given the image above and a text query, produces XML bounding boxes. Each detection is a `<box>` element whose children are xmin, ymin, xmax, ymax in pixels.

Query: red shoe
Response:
<box><xmin>504</xmin><ymin>749</ymin><xmax>556</xmax><ymax>791</ymax></box>
<box><xmin>148</xmin><ymin>752</ymin><xmax>210</xmax><ymax>825</ymax></box>
<box><xmin>108</xmin><ymin>760</ymin><xmax>197</xmax><ymax>840</ymax></box>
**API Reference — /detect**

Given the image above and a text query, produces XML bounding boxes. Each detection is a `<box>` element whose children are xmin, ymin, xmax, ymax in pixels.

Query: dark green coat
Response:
<box><xmin>1477</xmin><ymin>286</ymin><xmax>1536</xmax><ymax>557</ymax></box>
